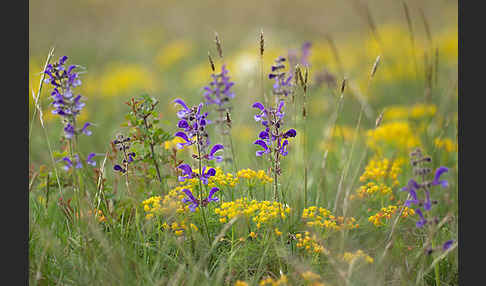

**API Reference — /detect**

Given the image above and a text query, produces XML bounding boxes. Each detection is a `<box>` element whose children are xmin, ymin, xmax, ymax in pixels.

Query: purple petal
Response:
<box><xmin>178</xmin><ymin>164</ymin><xmax>193</xmax><ymax>176</ymax></box>
<box><xmin>432</xmin><ymin>167</ymin><xmax>449</xmax><ymax>188</ymax></box>
<box><xmin>283</xmin><ymin>129</ymin><xmax>297</xmax><ymax>138</ymax></box>
<box><xmin>182</xmin><ymin>188</ymin><xmax>197</xmax><ymax>203</ymax></box>
<box><xmin>173</xmin><ymin>98</ymin><xmax>189</xmax><ymax>110</ymax></box>
<box><xmin>252</xmin><ymin>102</ymin><xmax>265</xmax><ymax>111</ymax></box>
<box><xmin>209</xmin><ymin>144</ymin><xmax>224</xmax><ymax>157</ymax></box>
<box><xmin>254</xmin><ymin>140</ymin><xmax>269</xmax><ymax>151</ymax></box>
<box><xmin>442</xmin><ymin>240</ymin><xmax>454</xmax><ymax>251</ymax></box>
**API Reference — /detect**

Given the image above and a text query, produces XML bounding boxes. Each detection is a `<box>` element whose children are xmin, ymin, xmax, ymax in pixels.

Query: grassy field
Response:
<box><xmin>29</xmin><ymin>1</ymin><xmax>458</xmax><ymax>285</ymax></box>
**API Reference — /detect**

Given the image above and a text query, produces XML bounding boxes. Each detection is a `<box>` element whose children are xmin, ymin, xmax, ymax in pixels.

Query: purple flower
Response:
<box><xmin>61</xmin><ymin>155</ymin><xmax>82</xmax><ymax>171</ymax></box>
<box><xmin>113</xmin><ymin>164</ymin><xmax>126</xmax><ymax>173</ymax></box>
<box><xmin>401</xmin><ymin>179</ymin><xmax>420</xmax><ymax>207</ymax></box>
<box><xmin>252</xmin><ymin>102</ymin><xmax>268</xmax><ymax>122</ymax></box>
<box><xmin>432</xmin><ymin>167</ymin><xmax>449</xmax><ymax>188</ymax></box>
<box><xmin>279</xmin><ymin>139</ymin><xmax>289</xmax><ymax>156</ymax></box>
<box><xmin>64</xmin><ymin>123</ymin><xmax>75</xmax><ymax>139</ymax></box>
<box><xmin>442</xmin><ymin>240</ymin><xmax>454</xmax><ymax>251</ymax></box>
<box><xmin>81</xmin><ymin>122</ymin><xmax>92</xmax><ymax>136</ymax></box>
<box><xmin>182</xmin><ymin>189</ymin><xmax>199</xmax><ymax>212</ymax></box>
<box><xmin>207</xmin><ymin>144</ymin><xmax>224</xmax><ymax>162</ymax></box>
<box><xmin>203</xmin><ymin>65</ymin><xmax>235</xmax><ymax>107</ymax></box>
<box><xmin>207</xmin><ymin>187</ymin><xmax>220</xmax><ymax>203</ymax></box>
<box><xmin>86</xmin><ymin>153</ymin><xmax>96</xmax><ymax>166</ymax></box>
<box><xmin>415</xmin><ymin>208</ymin><xmax>427</xmax><ymax>228</ymax></box>
<box><xmin>178</xmin><ymin>164</ymin><xmax>195</xmax><ymax>182</ymax></box>
<box><xmin>283</xmin><ymin>129</ymin><xmax>297</xmax><ymax>138</ymax></box>
<box><xmin>268</xmin><ymin>57</ymin><xmax>293</xmax><ymax>97</ymax></box>
<box><xmin>174</xmin><ymin>98</ymin><xmax>191</xmax><ymax>119</ymax></box>
<box><xmin>200</xmin><ymin>166</ymin><xmax>216</xmax><ymax>185</ymax></box>
<box><xmin>254</xmin><ymin>140</ymin><xmax>271</xmax><ymax>157</ymax></box>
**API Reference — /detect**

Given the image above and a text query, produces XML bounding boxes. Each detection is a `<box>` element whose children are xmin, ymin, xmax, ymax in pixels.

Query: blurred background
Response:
<box><xmin>29</xmin><ymin>0</ymin><xmax>458</xmax><ymax>175</ymax></box>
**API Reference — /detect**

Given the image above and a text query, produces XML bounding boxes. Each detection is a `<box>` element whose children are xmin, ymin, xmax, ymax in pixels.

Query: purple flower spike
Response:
<box><xmin>283</xmin><ymin>129</ymin><xmax>297</xmax><ymax>138</ymax></box>
<box><xmin>415</xmin><ymin>208</ymin><xmax>427</xmax><ymax>228</ymax></box>
<box><xmin>208</xmin><ymin>144</ymin><xmax>224</xmax><ymax>162</ymax></box>
<box><xmin>442</xmin><ymin>240</ymin><xmax>454</xmax><ymax>251</ymax></box>
<box><xmin>432</xmin><ymin>167</ymin><xmax>449</xmax><ymax>188</ymax></box>
<box><xmin>254</xmin><ymin>140</ymin><xmax>270</xmax><ymax>157</ymax></box>
<box><xmin>81</xmin><ymin>122</ymin><xmax>92</xmax><ymax>136</ymax></box>
<box><xmin>86</xmin><ymin>153</ymin><xmax>96</xmax><ymax>166</ymax></box>
<box><xmin>178</xmin><ymin>164</ymin><xmax>194</xmax><ymax>182</ymax></box>
<box><xmin>208</xmin><ymin>187</ymin><xmax>220</xmax><ymax>202</ymax></box>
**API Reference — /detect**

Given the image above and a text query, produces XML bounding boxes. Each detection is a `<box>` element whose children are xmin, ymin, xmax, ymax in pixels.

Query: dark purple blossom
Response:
<box><xmin>442</xmin><ymin>240</ymin><xmax>454</xmax><ymax>251</ymax></box>
<box><xmin>114</xmin><ymin>164</ymin><xmax>126</xmax><ymax>173</ymax></box>
<box><xmin>254</xmin><ymin>139</ymin><xmax>271</xmax><ymax>157</ymax></box>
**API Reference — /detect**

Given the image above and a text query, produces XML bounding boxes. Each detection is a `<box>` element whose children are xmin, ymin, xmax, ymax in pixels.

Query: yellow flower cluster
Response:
<box><xmin>155</xmin><ymin>40</ymin><xmax>193</xmax><ymax>70</ymax></box>
<box><xmin>302</xmin><ymin>206</ymin><xmax>359</xmax><ymax>231</ymax></box>
<box><xmin>142</xmin><ymin>186</ymin><xmax>190</xmax><ymax>220</ymax></box>
<box><xmin>236</xmin><ymin>168</ymin><xmax>274</xmax><ymax>185</ymax></box>
<box><xmin>296</xmin><ymin>232</ymin><xmax>328</xmax><ymax>254</ymax></box>
<box><xmin>366</xmin><ymin>121</ymin><xmax>421</xmax><ymax>152</ymax></box>
<box><xmin>161</xmin><ymin>221</ymin><xmax>198</xmax><ymax>236</ymax></box>
<box><xmin>234</xmin><ymin>281</ymin><xmax>249</xmax><ymax>286</ymax></box>
<box><xmin>384</xmin><ymin>104</ymin><xmax>437</xmax><ymax>121</ymax></box>
<box><xmin>368</xmin><ymin>205</ymin><xmax>415</xmax><ymax>227</ymax></box>
<box><xmin>341</xmin><ymin>250</ymin><xmax>374</xmax><ymax>264</ymax></box>
<box><xmin>359</xmin><ymin>157</ymin><xmax>404</xmax><ymax>186</ymax></box>
<box><xmin>175</xmin><ymin>168</ymin><xmax>272</xmax><ymax>191</ymax></box>
<box><xmin>214</xmin><ymin>198</ymin><xmax>291</xmax><ymax>228</ymax></box>
<box><xmin>434</xmin><ymin>138</ymin><xmax>458</xmax><ymax>153</ymax></box>
<box><xmin>355</xmin><ymin>182</ymin><xmax>392</xmax><ymax>199</ymax></box>
<box><xmin>259</xmin><ymin>274</ymin><xmax>288</xmax><ymax>286</ymax></box>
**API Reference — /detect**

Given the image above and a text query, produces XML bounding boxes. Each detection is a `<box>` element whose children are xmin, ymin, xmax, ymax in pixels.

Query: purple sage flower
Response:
<box><xmin>86</xmin><ymin>153</ymin><xmax>97</xmax><ymax>166</ymax></box>
<box><xmin>442</xmin><ymin>240</ymin><xmax>454</xmax><ymax>251</ymax></box>
<box><xmin>203</xmin><ymin>65</ymin><xmax>235</xmax><ymax>107</ymax></box>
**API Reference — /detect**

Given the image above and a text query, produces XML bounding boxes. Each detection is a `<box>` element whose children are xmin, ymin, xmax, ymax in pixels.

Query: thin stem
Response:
<box><xmin>196</xmin><ymin>133</ymin><xmax>211</xmax><ymax>245</ymax></box>
<box><xmin>143</xmin><ymin>117</ymin><xmax>162</xmax><ymax>183</ymax></box>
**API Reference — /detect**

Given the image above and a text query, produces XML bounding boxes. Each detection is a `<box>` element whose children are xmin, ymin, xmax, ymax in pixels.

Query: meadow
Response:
<box><xmin>29</xmin><ymin>1</ymin><xmax>458</xmax><ymax>285</ymax></box>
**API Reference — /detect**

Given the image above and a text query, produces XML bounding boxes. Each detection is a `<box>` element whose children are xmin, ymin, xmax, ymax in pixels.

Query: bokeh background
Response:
<box><xmin>29</xmin><ymin>0</ymin><xmax>458</xmax><ymax>172</ymax></box>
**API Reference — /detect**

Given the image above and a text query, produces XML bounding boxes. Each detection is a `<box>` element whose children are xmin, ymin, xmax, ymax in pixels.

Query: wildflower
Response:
<box><xmin>415</xmin><ymin>208</ymin><xmax>427</xmax><ymax>228</ymax></box>
<box><xmin>268</xmin><ymin>56</ymin><xmax>293</xmax><ymax>97</ymax></box>
<box><xmin>61</xmin><ymin>155</ymin><xmax>82</xmax><ymax>171</ymax></box>
<box><xmin>203</xmin><ymin>64</ymin><xmax>235</xmax><ymax>107</ymax></box>
<box><xmin>86</xmin><ymin>153</ymin><xmax>96</xmax><ymax>166</ymax></box>
<box><xmin>181</xmin><ymin>187</ymin><xmax>220</xmax><ymax>212</ymax></box>
<box><xmin>442</xmin><ymin>240</ymin><xmax>454</xmax><ymax>251</ymax></box>
<box><xmin>432</xmin><ymin>167</ymin><xmax>449</xmax><ymax>188</ymax></box>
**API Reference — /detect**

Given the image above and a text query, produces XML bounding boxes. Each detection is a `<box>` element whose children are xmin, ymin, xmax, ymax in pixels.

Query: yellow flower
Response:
<box><xmin>155</xmin><ymin>40</ymin><xmax>192</xmax><ymax>70</ymax></box>
<box><xmin>97</xmin><ymin>62</ymin><xmax>157</xmax><ymax>97</ymax></box>
<box><xmin>366</xmin><ymin>121</ymin><xmax>420</xmax><ymax>153</ymax></box>
<box><xmin>234</xmin><ymin>281</ymin><xmax>249</xmax><ymax>286</ymax></box>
